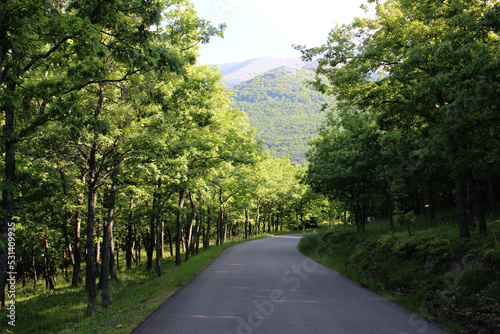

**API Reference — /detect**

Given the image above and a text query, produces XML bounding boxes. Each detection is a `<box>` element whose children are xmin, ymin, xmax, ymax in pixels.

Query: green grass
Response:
<box><xmin>1</xmin><ymin>232</ymin><xmax>291</xmax><ymax>334</ymax></box>
<box><xmin>298</xmin><ymin>215</ymin><xmax>500</xmax><ymax>333</ymax></box>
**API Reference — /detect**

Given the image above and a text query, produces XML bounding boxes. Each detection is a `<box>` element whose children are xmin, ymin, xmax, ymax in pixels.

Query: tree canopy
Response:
<box><xmin>297</xmin><ymin>0</ymin><xmax>500</xmax><ymax>237</ymax></box>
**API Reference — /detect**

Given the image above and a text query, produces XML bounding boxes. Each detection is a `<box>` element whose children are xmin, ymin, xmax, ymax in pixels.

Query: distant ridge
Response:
<box><xmin>214</xmin><ymin>57</ymin><xmax>315</xmax><ymax>87</ymax></box>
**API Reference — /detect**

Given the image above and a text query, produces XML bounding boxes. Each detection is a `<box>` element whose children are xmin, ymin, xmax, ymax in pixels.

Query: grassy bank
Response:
<box><xmin>298</xmin><ymin>219</ymin><xmax>500</xmax><ymax>334</ymax></box>
<box><xmin>2</xmin><ymin>233</ymin><xmax>281</xmax><ymax>334</ymax></box>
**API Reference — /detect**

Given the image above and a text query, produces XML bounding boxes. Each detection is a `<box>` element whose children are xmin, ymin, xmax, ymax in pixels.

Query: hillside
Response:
<box><xmin>230</xmin><ymin>66</ymin><xmax>334</xmax><ymax>162</ymax></box>
<box><xmin>216</xmin><ymin>56</ymin><xmax>315</xmax><ymax>87</ymax></box>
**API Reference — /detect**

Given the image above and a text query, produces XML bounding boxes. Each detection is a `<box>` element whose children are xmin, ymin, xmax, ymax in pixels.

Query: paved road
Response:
<box><xmin>133</xmin><ymin>235</ymin><xmax>450</xmax><ymax>334</ymax></box>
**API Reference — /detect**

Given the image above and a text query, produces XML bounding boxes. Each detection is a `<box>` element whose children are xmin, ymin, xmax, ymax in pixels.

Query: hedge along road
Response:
<box><xmin>133</xmin><ymin>234</ymin><xmax>450</xmax><ymax>334</ymax></box>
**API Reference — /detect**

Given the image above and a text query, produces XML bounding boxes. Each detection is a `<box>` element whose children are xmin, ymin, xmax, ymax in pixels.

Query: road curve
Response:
<box><xmin>133</xmin><ymin>234</ymin><xmax>450</xmax><ymax>334</ymax></box>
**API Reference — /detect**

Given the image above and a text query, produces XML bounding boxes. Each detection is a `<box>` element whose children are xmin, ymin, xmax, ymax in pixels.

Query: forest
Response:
<box><xmin>0</xmin><ymin>0</ymin><xmax>499</xmax><ymax>333</ymax></box>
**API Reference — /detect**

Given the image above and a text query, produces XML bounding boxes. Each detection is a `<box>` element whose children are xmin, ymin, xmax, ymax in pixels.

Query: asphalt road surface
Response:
<box><xmin>133</xmin><ymin>234</ymin><xmax>450</xmax><ymax>334</ymax></box>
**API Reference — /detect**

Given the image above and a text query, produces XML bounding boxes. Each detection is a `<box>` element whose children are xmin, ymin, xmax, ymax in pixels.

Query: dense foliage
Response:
<box><xmin>297</xmin><ymin>0</ymin><xmax>500</xmax><ymax>237</ymax></box>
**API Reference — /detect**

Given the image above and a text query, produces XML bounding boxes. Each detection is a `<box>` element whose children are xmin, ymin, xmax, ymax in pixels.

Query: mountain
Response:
<box><xmin>230</xmin><ymin>66</ymin><xmax>334</xmax><ymax>162</ymax></box>
<box><xmin>215</xmin><ymin>57</ymin><xmax>315</xmax><ymax>87</ymax></box>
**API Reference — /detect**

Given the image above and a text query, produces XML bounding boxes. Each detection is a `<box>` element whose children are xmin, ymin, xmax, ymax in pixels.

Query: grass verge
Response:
<box><xmin>298</xmin><ymin>219</ymin><xmax>500</xmax><ymax>334</ymax></box>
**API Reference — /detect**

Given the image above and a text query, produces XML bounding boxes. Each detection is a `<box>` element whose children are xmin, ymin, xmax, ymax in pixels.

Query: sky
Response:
<box><xmin>190</xmin><ymin>0</ymin><xmax>374</xmax><ymax>65</ymax></box>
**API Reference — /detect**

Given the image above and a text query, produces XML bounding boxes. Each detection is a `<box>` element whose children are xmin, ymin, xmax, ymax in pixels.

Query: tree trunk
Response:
<box><xmin>95</xmin><ymin>218</ymin><xmax>101</xmax><ymax>278</ymax></box>
<box><xmin>427</xmin><ymin>185</ymin><xmax>436</xmax><ymax>225</ymax></box>
<box><xmin>61</xmin><ymin>218</ymin><xmax>75</xmax><ymax>277</ymax></box>
<box><xmin>85</xmin><ymin>181</ymin><xmax>98</xmax><ymax>315</ymax></box>
<box><xmin>176</xmin><ymin>188</ymin><xmax>185</xmax><ymax>266</ymax></box>
<box><xmin>101</xmin><ymin>165</ymin><xmax>119</xmax><ymax>307</ymax></box>
<box><xmin>43</xmin><ymin>230</ymin><xmax>55</xmax><ymax>290</ymax></box>
<box><xmin>161</xmin><ymin>221</ymin><xmax>165</xmax><ymax>258</ymax></box>
<box><xmin>126</xmin><ymin>197</ymin><xmax>134</xmax><ymax>270</ymax></box>
<box><xmin>455</xmin><ymin>173</ymin><xmax>471</xmax><ymax>238</ymax></box>
<box><xmin>31</xmin><ymin>240</ymin><xmax>38</xmax><ymax>290</ymax></box>
<box><xmin>487</xmin><ymin>165</ymin><xmax>498</xmax><ymax>219</ymax></box>
<box><xmin>267</xmin><ymin>201</ymin><xmax>272</xmax><ymax>234</ymax></box>
<box><xmin>222</xmin><ymin>211</ymin><xmax>228</xmax><ymax>243</ymax></box>
<box><xmin>204</xmin><ymin>207</ymin><xmax>211</xmax><ymax>250</ymax></box>
<box><xmin>466</xmin><ymin>170</ymin><xmax>487</xmax><ymax>235</ymax></box>
<box><xmin>195</xmin><ymin>210</ymin><xmax>202</xmax><ymax>255</ymax></box>
<box><xmin>185</xmin><ymin>193</ymin><xmax>196</xmax><ymax>262</ymax></box>
<box><xmin>167</xmin><ymin>227</ymin><xmax>174</xmax><ymax>257</ymax></box>
<box><xmin>465</xmin><ymin>176</ymin><xmax>476</xmax><ymax>228</ymax></box>
<box><xmin>245</xmin><ymin>208</ymin><xmax>249</xmax><ymax>239</ymax></box>
<box><xmin>155</xmin><ymin>215</ymin><xmax>162</xmax><ymax>277</ymax></box>
<box><xmin>256</xmin><ymin>199</ymin><xmax>261</xmax><ymax>235</ymax></box>
<box><xmin>72</xmin><ymin>191</ymin><xmax>84</xmax><ymax>286</ymax></box>
<box><xmin>86</xmin><ymin>142</ymin><xmax>99</xmax><ymax>315</ymax></box>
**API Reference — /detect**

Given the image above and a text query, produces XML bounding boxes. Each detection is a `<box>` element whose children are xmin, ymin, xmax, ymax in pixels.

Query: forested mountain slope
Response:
<box><xmin>229</xmin><ymin>66</ymin><xmax>334</xmax><ymax>162</ymax></box>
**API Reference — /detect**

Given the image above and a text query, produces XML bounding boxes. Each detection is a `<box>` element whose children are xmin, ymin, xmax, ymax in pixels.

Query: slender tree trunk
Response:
<box><xmin>466</xmin><ymin>170</ymin><xmax>487</xmax><ymax>235</ymax></box>
<box><xmin>43</xmin><ymin>230</ymin><xmax>55</xmax><ymax>290</ymax></box>
<box><xmin>31</xmin><ymin>240</ymin><xmax>38</xmax><ymax>290</ymax></box>
<box><xmin>204</xmin><ymin>207</ymin><xmax>211</xmax><ymax>249</ymax></box>
<box><xmin>192</xmin><ymin>210</ymin><xmax>200</xmax><ymax>257</ymax></box>
<box><xmin>176</xmin><ymin>189</ymin><xmax>185</xmax><ymax>266</ymax></box>
<box><xmin>73</xmin><ymin>210</ymin><xmax>84</xmax><ymax>286</ymax></box>
<box><xmin>101</xmin><ymin>165</ymin><xmax>119</xmax><ymax>307</ymax></box>
<box><xmin>267</xmin><ymin>201</ymin><xmax>272</xmax><ymax>234</ymax></box>
<box><xmin>126</xmin><ymin>197</ymin><xmax>134</xmax><ymax>270</ymax></box>
<box><xmin>145</xmin><ymin>225</ymin><xmax>154</xmax><ymax>270</ymax></box>
<box><xmin>353</xmin><ymin>202</ymin><xmax>360</xmax><ymax>232</ymax></box>
<box><xmin>465</xmin><ymin>176</ymin><xmax>476</xmax><ymax>228</ymax></box>
<box><xmin>455</xmin><ymin>173</ymin><xmax>471</xmax><ymax>238</ymax></box>
<box><xmin>185</xmin><ymin>193</ymin><xmax>196</xmax><ymax>262</ymax></box>
<box><xmin>223</xmin><ymin>211</ymin><xmax>228</xmax><ymax>243</ymax></box>
<box><xmin>155</xmin><ymin>215</ymin><xmax>162</xmax><ymax>277</ymax></box>
<box><xmin>71</xmin><ymin>172</ymin><xmax>85</xmax><ymax>286</ymax></box>
<box><xmin>385</xmin><ymin>191</ymin><xmax>394</xmax><ymax>230</ymax></box>
<box><xmin>86</xmin><ymin>142</ymin><xmax>100</xmax><ymax>314</ymax></box>
<box><xmin>95</xmin><ymin>218</ymin><xmax>101</xmax><ymax>277</ymax></box>
<box><xmin>245</xmin><ymin>208</ymin><xmax>249</xmax><ymax>239</ymax></box>
<box><xmin>161</xmin><ymin>221</ymin><xmax>165</xmax><ymax>258</ymax></box>
<box><xmin>487</xmin><ymin>165</ymin><xmax>498</xmax><ymax>219</ymax></box>
<box><xmin>256</xmin><ymin>199</ymin><xmax>261</xmax><ymax>235</ymax></box>
<box><xmin>86</xmin><ymin>182</ymin><xmax>98</xmax><ymax>315</ymax></box>
<box><xmin>280</xmin><ymin>206</ymin><xmax>284</xmax><ymax>232</ymax></box>
<box><xmin>450</xmin><ymin>137</ymin><xmax>471</xmax><ymax>239</ymax></box>
<box><xmin>195</xmin><ymin>210</ymin><xmax>202</xmax><ymax>255</ymax></box>
<box><xmin>166</xmin><ymin>227</ymin><xmax>174</xmax><ymax>257</ymax></box>
<box><xmin>62</xmin><ymin>218</ymin><xmax>75</xmax><ymax>276</ymax></box>
<box><xmin>427</xmin><ymin>185</ymin><xmax>436</xmax><ymax>225</ymax></box>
